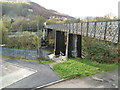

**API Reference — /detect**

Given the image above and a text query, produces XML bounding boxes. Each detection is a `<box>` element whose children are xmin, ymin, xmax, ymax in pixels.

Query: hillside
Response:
<box><xmin>1</xmin><ymin>1</ymin><xmax>73</xmax><ymax>19</ymax></box>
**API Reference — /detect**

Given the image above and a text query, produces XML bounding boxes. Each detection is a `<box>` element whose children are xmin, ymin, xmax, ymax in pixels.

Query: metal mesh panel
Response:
<box><xmin>82</xmin><ymin>22</ymin><xmax>87</xmax><ymax>36</ymax></box>
<box><xmin>96</xmin><ymin>22</ymin><xmax>106</xmax><ymax>39</ymax></box>
<box><xmin>106</xmin><ymin>21</ymin><xmax>118</xmax><ymax>43</ymax></box>
<box><xmin>88</xmin><ymin>22</ymin><xmax>95</xmax><ymax>37</ymax></box>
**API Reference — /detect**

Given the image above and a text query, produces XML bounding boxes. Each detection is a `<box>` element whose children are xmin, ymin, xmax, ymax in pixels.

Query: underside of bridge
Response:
<box><xmin>47</xmin><ymin>29</ymin><xmax>55</xmax><ymax>40</ymax></box>
<box><xmin>55</xmin><ymin>31</ymin><xmax>66</xmax><ymax>56</ymax></box>
<box><xmin>46</xmin><ymin>29</ymin><xmax>82</xmax><ymax>58</ymax></box>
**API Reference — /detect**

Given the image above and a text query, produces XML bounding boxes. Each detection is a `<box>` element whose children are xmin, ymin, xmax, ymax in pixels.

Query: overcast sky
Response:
<box><xmin>31</xmin><ymin>0</ymin><xmax>119</xmax><ymax>18</ymax></box>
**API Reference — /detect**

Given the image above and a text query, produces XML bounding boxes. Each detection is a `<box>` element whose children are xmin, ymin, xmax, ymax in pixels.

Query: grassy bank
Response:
<box><xmin>53</xmin><ymin>58</ymin><xmax>118</xmax><ymax>78</ymax></box>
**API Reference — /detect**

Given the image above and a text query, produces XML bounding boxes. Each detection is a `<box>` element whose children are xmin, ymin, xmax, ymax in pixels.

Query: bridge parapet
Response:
<box><xmin>45</xmin><ymin>20</ymin><xmax>120</xmax><ymax>43</ymax></box>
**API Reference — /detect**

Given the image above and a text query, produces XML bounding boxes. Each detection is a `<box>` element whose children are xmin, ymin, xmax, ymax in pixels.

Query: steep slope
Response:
<box><xmin>30</xmin><ymin>2</ymin><xmax>73</xmax><ymax>18</ymax></box>
<box><xmin>1</xmin><ymin>1</ymin><xmax>73</xmax><ymax>19</ymax></box>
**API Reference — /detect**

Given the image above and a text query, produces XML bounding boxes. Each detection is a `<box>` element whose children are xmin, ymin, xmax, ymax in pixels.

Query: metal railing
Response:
<box><xmin>45</xmin><ymin>20</ymin><xmax>120</xmax><ymax>43</ymax></box>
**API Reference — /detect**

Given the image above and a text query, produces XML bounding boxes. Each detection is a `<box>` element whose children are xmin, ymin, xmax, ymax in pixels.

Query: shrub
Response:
<box><xmin>6</xmin><ymin>31</ymin><xmax>34</xmax><ymax>50</ymax></box>
<box><xmin>82</xmin><ymin>37</ymin><xmax>118</xmax><ymax>63</ymax></box>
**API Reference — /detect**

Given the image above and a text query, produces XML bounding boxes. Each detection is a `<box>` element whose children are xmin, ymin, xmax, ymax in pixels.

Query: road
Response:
<box><xmin>1</xmin><ymin>59</ymin><xmax>61</xmax><ymax>89</ymax></box>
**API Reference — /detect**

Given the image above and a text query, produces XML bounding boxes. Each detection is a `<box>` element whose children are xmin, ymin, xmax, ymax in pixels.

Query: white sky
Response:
<box><xmin>32</xmin><ymin>0</ymin><xmax>119</xmax><ymax>17</ymax></box>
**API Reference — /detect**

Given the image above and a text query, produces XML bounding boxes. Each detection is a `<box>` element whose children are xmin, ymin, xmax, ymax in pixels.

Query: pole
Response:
<box><xmin>37</xmin><ymin>21</ymin><xmax>40</xmax><ymax>60</ymax></box>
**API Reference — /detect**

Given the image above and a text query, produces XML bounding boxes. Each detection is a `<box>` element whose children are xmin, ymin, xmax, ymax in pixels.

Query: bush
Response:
<box><xmin>82</xmin><ymin>37</ymin><xmax>118</xmax><ymax>63</ymax></box>
<box><xmin>0</xmin><ymin>17</ymin><xmax>11</xmax><ymax>44</ymax></box>
<box><xmin>6</xmin><ymin>31</ymin><xmax>34</xmax><ymax>50</ymax></box>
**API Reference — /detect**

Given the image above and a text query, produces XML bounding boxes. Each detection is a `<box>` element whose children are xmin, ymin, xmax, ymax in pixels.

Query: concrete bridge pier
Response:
<box><xmin>68</xmin><ymin>34</ymin><xmax>82</xmax><ymax>58</ymax></box>
<box><xmin>55</xmin><ymin>31</ymin><xmax>66</xmax><ymax>56</ymax></box>
<box><xmin>77</xmin><ymin>35</ymin><xmax>82</xmax><ymax>58</ymax></box>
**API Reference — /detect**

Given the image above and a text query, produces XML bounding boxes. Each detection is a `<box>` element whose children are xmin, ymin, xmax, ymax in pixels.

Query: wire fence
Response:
<box><xmin>2</xmin><ymin>47</ymin><xmax>50</xmax><ymax>60</ymax></box>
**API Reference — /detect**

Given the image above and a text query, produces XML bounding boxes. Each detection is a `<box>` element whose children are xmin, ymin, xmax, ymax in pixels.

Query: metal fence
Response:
<box><xmin>2</xmin><ymin>47</ymin><xmax>50</xmax><ymax>60</ymax></box>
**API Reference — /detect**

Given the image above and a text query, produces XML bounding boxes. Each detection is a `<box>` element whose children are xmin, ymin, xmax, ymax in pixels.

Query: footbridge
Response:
<box><xmin>45</xmin><ymin>20</ymin><xmax>120</xmax><ymax>58</ymax></box>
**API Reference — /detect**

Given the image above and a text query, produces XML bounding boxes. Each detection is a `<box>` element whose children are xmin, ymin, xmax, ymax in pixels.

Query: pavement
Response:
<box><xmin>45</xmin><ymin>68</ymin><xmax>119</xmax><ymax>88</ymax></box>
<box><xmin>0</xmin><ymin>61</ymin><xmax>36</xmax><ymax>89</ymax></box>
<box><xmin>2</xmin><ymin>59</ymin><xmax>61</xmax><ymax>89</ymax></box>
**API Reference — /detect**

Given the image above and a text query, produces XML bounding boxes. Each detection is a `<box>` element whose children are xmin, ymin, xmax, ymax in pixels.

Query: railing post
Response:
<box><xmin>81</xmin><ymin>22</ymin><xmax>83</xmax><ymax>35</ymax></box>
<box><xmin>94</xmin><ymin>22</ymin><xmax>97</xmax><ymax>37</ymax></box>
<box><xmin>72</xmin><ymin>23</ymin><xmax>74</xmax><ymax>34</ymax></box>
<box><xmin>86</xmin><ymin>22</ymin><xmax>89</xmax><ymax>36</ymax></box>
<box><xmin>118</xmin><ymin>21</ymin><xmax>120</xmax><ymax>44</ymax></box>
<box><xmin>104</xmin><ymin>21</ymin><xmax>108</xmax><ymax>40</ymax></box>
<box><xmin>76</xmin><ymin>23</ymin><xmax>78</xmax><ymax>34</ymax></box>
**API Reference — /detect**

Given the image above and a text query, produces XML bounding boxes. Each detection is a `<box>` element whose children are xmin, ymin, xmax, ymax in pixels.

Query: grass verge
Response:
<box><xmin>53</xmin><ymin>58</ymin><xmax>118</xmax><ymax>78</ymax></box>
<box><xmin>2</xmin><ymin>55</ymin><xmax>55</xmax><ymax>64</ymax></box>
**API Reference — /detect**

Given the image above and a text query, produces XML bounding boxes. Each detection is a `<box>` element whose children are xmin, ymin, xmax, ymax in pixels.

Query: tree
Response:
<box><xmin>63</xmin><ymin>18</ymin><xmax>81</xmax><ymax>23</ymax></box>
<box><xmin>11</xmin><ymin>15</ymin><xmax>46</xmax><ymax>31</ymax></box>
<box><xmin>75</xmin><ymin>18</ymin><xmax>81</xmax><ymax>23</ymax></box>
<box><xmin>2</xmin><ymin>17</ymin><xmax>11</xmax><ymax>29</ymax></box>
<box><xmin>0</xmin><ymin>20</ymin><xmax>9</xmax><ymax>44</ymax></box>
<box><xmin>1</xmin><ymin>26</ymin><xmax>9</xmax><ymax>44</ymax></box>
<box><xmin>32</xmin><ymin>34</ymin><xmax>44</xmax><ymax>60</ymax></box>
<box><xmin>46</xmin><ymin>17</ymin><xmax>58</xmax><ymax>24</ymax></box>
<box><xmin>32</xmin><ymin>34</ymin><xmax>40</xmax><ymax>48</ymax></box>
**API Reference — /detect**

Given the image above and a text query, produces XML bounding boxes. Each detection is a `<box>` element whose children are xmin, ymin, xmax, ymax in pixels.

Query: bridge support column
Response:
<box><xmin>77</xmin><ymin>35</ymin><xmax>82</xmax><ymax>58</ymax></box>
<box><xmin>68</xmin><ymin>34</ymin><xmax>82</xmax><ymax>58</ymax></box>
<box><xmin>55</xmin><ymin>31</ymin><xmax>66</xmax><ymax>56</ymax></box>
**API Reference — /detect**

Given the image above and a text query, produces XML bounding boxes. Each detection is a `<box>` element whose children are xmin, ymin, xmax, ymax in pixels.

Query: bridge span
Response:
<box><xmin>45</xmin><ymin>20</ymin><xmax>120</xmax><ymax>58</ymax></box>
